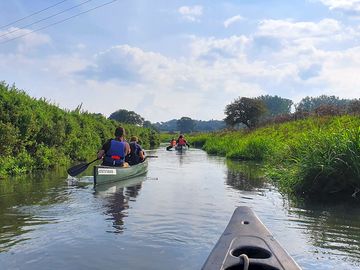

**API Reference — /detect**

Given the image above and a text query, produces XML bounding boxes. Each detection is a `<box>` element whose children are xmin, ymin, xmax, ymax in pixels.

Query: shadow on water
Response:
<box><xmin>93</xmin><ymin>177</ymin><xmax>145</xmax><ymax>234</ymax></box>
<box><xmin>224</xmin><ymin>159</ymin><xmax>360</xmax><ymax>266</ymax></box>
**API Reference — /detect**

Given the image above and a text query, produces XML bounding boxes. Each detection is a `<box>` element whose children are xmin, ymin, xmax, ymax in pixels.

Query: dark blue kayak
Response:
<box><xmin>202</xmin><ymin>206</ymin><xmax>301</xmax><ymax>270</ymax></box>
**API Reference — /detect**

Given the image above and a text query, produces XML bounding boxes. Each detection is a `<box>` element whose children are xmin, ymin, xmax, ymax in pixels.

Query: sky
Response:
<box><xmin>0</xmin><ymin>0</ymin><xmax>360</xmax><ymax>122</ymax></box>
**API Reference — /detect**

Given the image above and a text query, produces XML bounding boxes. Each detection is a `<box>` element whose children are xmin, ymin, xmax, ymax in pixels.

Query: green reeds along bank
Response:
<box><xmin>0</xmin><ymin>82</ymin><xmax>160</xmax><ymax>178</ymax></box>
<box><xmin>189</xmin><ymin>115</ymin><xmax>360</xmax><ymax>200</ymax></box>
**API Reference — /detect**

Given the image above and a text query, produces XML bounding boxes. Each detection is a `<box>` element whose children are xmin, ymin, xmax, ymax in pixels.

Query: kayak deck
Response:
<box><xmin>202</xmin><ymin>206</ymin><xmax>301</xmax><ymax>270</ymax></box>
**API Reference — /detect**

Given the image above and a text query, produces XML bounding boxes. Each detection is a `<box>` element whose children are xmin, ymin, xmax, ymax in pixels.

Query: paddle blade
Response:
<box><xmin>67</xmin><ymin>158</ymin><xmax>99</xmax><ymax>177</ymax></box>
<box><xmin>67</xmin><ymin>163</ymin><xmax>89</xmax><ymax>177</ymax></box>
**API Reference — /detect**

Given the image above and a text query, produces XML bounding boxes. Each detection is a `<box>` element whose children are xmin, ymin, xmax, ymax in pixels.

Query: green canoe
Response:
<box><xmin>93</xmin><ymin>159</ymin><xmax>148</xmax><ymax>185</ymax></box>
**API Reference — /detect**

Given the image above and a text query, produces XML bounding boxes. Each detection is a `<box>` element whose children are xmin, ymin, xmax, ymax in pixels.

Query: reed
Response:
<box><xmin>189</xmin><ymin>115</ymin><xmax>360</xmax><ymax>199</ymax></box>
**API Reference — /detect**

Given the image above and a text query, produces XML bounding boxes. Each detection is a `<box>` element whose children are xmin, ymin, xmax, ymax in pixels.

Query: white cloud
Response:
<box><xmin>0</xmin><ymin>27</ymin><xmax>51</xmax><ymax>52</ymax></box>
<box><xmin>224</xmin><ymin>15</ymin><xmax>244</xmax><ymax>28</ymax></box>
<box><xmin>257</xmin><ymin>19</ymin><xmax>342</xmax><ymax>39</ymax></box>
<box><xmin>318</xmin><ymin>0</ymin><xmax>360</xmax><ymax>13</ymax></box>
<box><xmin>1</xmin><ymin>17</ymin><xmax>360</xmax><ymax>122</ymax></box>
<box><xmin>178</xmin><ymin>5</ymin><xmax>203</xmax><ymax>22</ymax></box>
<box><xmin>189</xmin><ymin>35</ymin><xmax>249</xmax><ymax>60</ymax></box>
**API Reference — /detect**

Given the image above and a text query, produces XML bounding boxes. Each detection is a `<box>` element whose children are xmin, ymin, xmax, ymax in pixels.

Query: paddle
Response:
<box><xmin>67</xmin><ymin>158</ymin><xmax>99</xmax><ymax>177</ymax></box>
<box><xmin>166</xmin><ymin>145</ymin><xmax>173</xmax><ymax>151</ymax></box>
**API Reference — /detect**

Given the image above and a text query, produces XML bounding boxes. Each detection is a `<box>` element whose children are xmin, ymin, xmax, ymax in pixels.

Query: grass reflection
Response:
<box><xmin>288</xmin><ymin>201</ymin><xmax>360</xmax><ymax>264</ymax></box>
<box><xmin>225</xmin><ymin>160</ymin><xmax>267</xmax><ymax>191</ymax></box>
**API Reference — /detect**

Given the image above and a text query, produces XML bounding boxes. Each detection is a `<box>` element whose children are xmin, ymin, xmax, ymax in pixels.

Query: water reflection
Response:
<box><xmin>224</xmin><ymin>159</ymin><xmax>360</xmax><ymax>266</ymax></box>
<box><xmin>94</xmin><ymin>177</ymin><xmax>144</xmax><ymax>233</ymax></box>
<box><xmin>176</xmin><ymin>149</ymin><xmax>186</xmax><ymax>166</ymax></box>
<box><xmin>288</xmin><ymin>202</ymin><xmax>360</xmax><ymax>264</ymax></box>
<box><xmin>0</xmin><ymin>170</ymin><xmax>69</xmax><ymax>252</ymax></box>
<box><xmin>1</xmin><ymin>148</ymin><xmax>360</xmax><ymax>270</ymax></box>
<box><xmin>225</xmin><ymin>160</ymin><xmax>267</xmax><ymax>191</ymax></box>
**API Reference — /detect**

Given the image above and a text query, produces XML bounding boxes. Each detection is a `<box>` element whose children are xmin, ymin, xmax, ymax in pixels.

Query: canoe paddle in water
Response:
<box><xmin>67</xmin><ymin>158</ymin><xmax>99</xmax><ymax>177</ymax></box>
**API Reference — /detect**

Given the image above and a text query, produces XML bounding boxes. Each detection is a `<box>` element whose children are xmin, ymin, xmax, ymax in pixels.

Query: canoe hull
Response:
<box><xmin>175</xmin><ymin>145</ymin><xmax>188</xmax><ymax>151</ymax></box>
<box><xmin>202</xmin><ymin>206</ymin><xmax>301</xmax><ymax>270</ymax></box>
<box><xmin>93</xmin><ymin>159</ymin><xmax>148</xmax><ymax>185</ymax></box>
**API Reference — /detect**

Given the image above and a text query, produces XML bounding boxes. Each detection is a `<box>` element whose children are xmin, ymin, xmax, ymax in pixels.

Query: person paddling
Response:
<box><xmin>97</xmin><ymin>127</ymin><xmax>131</xmax><ymax>167</ymax></box>
<box><xmin>126</xmin><ymin>136</ymin><xmax>145</xmax><ymax>165</ymax></box>
<box><xmin>166</xmin><ymin>138</ymin><xmax>177</xmax><ymax>150</ymax></box>
<box><xmin>176</xmin><ymin>134</ymin><xmax>190</xmax><ymax>148</ymax></box>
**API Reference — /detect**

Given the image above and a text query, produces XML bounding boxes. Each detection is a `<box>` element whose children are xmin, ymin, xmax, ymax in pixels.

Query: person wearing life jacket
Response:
<box><xmin>176</xmin><ymin>134</ymin><xmax>190</xmax><ymax>147</ymax></box>
<box><xmin>125</xmin><ymin>136</ymin><xmax>145</xmax><ymax>165</ymax></box>
<box><xmin>166</xmin><ymin>138</ymin><xmax>177</xmax><ymax>150</ymax></box>
<box><xmin>97</xmin><ymin>127</ymin><xmax>131</xmax><ymax>167</ymax></box>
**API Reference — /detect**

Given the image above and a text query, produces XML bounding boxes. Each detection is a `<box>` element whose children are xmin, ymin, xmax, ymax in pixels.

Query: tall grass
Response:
<box><xmin>189</xmin><ymin>115</ymin><xmax>360</xmax><ymax>199</ymax></box>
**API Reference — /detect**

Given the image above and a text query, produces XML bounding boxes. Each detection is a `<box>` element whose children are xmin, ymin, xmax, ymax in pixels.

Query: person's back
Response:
<box><xmin>126</xmin><ymin>136</ymin><xmax>145</xmax><ymax>165</ymax></box>
<box><xmin>97</xmin><ymin>127</ymin><xmax>130</xmax><ymax>167</ymax></box>
<box><xmin>103</xmin><ymin>139</ymin><xmax>126</xmax><ymax>166</ymax></box>
<box><xmin>176</xmin><ymin>135</ymin><xmax>188</xmax><ymax>146</ymax></box>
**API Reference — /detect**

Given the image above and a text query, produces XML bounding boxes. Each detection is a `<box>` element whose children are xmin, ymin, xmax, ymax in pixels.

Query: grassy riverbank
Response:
<box><xmin>0</xmin><ymin>82</ymin><xmax>160</xmax><ymax>177</ymax></box>
<box><xmin>189</xmin><ymin>115</ymin><xmax>360</xmax><ymax>199</ymax></box>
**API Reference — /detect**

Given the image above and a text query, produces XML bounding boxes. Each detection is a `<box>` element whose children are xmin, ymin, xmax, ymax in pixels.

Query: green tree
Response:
<box><xmin>177</xmin><ymin>117</ymin><xmax>196</xmax><ymax>133</ymax></box>
<box><xmin>0</xmin><ymin>81</ymin><xmax>160</xmax><ymax>177</ymax></box>
<box><xmin>143</xmin><ymin>120</ymin><xmax>158</xmax><ymax>131</ymax></box>
<box><xmin>347</xmin><ymin>99</ymin><xmax>360</xmax><ymax>115</ymax></box>
<box><xmin>109</xmin><ymin>109</ymin><xmax>144</xmax><ymax>126</ymax></box>
<box><xmin>224</xmin><ymin>97</ymin><xmax>267</xmax><ymax>129</ymax></box>
<box><xmin>296</xmin><ymin>95</ymin><xmax>351</xmax><ymax>113</ymax></box>
<box><xmin>256</xmin><ymin>95</ymin><xmax>293</xmax><ymax>117</ymax></box>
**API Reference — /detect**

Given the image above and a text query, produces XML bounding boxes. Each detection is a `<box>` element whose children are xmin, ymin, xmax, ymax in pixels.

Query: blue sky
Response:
<box><xmin>1</xmin><ymin>0</ymin><xmax>359</xmax><ymax>122</ymax></box>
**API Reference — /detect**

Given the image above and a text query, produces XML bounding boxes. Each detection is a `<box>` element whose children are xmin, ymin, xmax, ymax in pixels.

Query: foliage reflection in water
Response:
<box><xmin>0</xmin><ymin>148</ymin><xmax>360</xmax><ymax>270</ymax></box>
<box><xmin>223</xmin><ymin>159</ymin><xmax>360</xmax><ymax>267</ymax></box>
<box><xmin>225</xmin><ymin>160</ymin><xmax>268</xmax><ymax>191</ymax></box>
<box><xmin>0</xmin><ymin>170</ymin><xmax>70</xmax><ymax>252</ymax></box>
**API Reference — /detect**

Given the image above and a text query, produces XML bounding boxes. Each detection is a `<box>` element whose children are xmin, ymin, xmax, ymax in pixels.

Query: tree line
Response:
<box><xmin>108</xmin><ymin>109</ymin><xmax>226</xmax><ymax>133</ymax></box>
<box><xmin>0</xmin><ymin>82</ymin><xmax>159</xmax><ymax>177</ymax></box>
<box><xmin>224</xmin><ymin>95</ymin><xmax>360</xmax><ymax>129</ymax></box>
<box><xmin>109</xmin><ymin>95</ymin><xmax>359</xmax><ymax>134</ymax></box>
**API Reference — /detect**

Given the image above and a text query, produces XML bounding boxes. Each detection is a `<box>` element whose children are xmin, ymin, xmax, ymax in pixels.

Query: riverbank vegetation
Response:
<box><xmin>0</xmin><ymin>82</ymin><xmax>159</xmax><ymax>178</ymax></box>
<box><xmin>189</xmin><ymin>115</ymin><xmax>360</xmax><ymax>200</ymax></box>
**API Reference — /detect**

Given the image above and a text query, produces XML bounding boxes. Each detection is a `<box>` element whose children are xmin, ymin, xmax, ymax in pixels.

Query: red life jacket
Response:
<box><xmin>177</xmin><ymin>138</ymin><xmax>186</xmax><ymax>146</ymax></box>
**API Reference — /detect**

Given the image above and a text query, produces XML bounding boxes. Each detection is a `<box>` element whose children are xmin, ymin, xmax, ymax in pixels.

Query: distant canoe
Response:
<box><xmin>202</xmin><ymin>206</ymin><xmax>301</xmax><ymax>270</ymax></box>
<box><xmin>175</xmin><ymin>145</ymin><xmax>188</xmax><ymax>151</ymax></box>
<box><xmin>93</xmin><ymin>159</ymin><xmax>148</xmax><ymax>185</ymax></box>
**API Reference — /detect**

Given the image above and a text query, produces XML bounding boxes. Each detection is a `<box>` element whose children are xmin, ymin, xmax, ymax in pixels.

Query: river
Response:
<box><xmin>0</xmin><ymin>147</ymin><xmax>360</xmax><ymax>269</ymax></box>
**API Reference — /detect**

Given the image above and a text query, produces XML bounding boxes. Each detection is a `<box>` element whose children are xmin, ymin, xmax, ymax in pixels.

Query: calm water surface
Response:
<box><xmin>0</xmin><ymin>147</ymin><xmax>360</xmax><ymax>269</ymax></box>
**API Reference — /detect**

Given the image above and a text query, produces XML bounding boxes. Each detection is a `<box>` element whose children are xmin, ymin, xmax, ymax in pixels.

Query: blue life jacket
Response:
<box><xmin>103</xmin><ymin>139</ymin><xmax>126</xmax><ymax>166</ymax></box>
